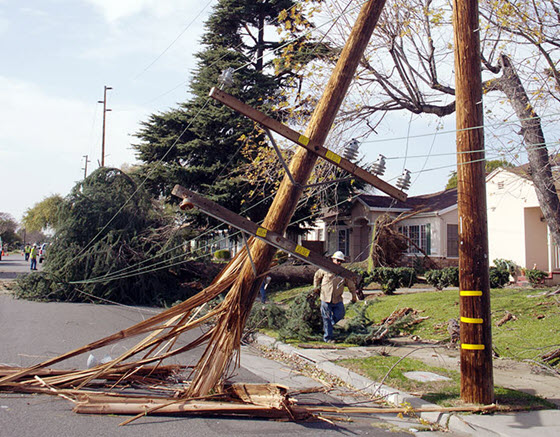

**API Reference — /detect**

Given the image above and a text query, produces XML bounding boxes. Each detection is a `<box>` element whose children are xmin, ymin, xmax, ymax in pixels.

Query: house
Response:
<box><xmin>487</xmin><ymin>166</ymin><xmax>559</xmax><ymax>273</ymax></box>
<box><xmin>307</xmin><ymin>188</ymin><xmax>459</xmax><ymax>266</ymax></box>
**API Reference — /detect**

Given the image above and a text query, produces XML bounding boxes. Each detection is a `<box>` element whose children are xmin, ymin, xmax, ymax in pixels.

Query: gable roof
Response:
<box><xmin>358</xmin><ymin>188</ymin><xmax>458</xmax><ymax>213</ymax></box>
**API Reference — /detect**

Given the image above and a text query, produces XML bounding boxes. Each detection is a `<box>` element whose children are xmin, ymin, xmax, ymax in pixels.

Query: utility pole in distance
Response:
<box><xmin>82</xmin><ymin>154</ymin><xmax>90</xmax><ymax>179</ymax></box>
<box><xmin>452</xmin><ymin>0</ymin><xmax>494</xmax><ymax>404</ymax></box>
<box><xmin>98</xmin><ymin>85</ymin><xmax>112</xmax><ymax>167</ymax></box>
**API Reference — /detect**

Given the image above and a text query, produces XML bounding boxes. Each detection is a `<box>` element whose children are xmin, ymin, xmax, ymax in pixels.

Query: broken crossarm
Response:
<box><xmin>172</xmin><ymin>185</ymin><xmax>360</xmax><ymax>283</ymax></box>
<box><xmin>209</xmin><ymin>87</ymin><xmax>407</xmax><ymax>202</ymax></box>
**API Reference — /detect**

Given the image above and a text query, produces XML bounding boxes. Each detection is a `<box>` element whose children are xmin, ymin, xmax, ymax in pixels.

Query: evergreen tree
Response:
<box><xmin>15</xmin><ymin>168</ymin><xmax>188</xmax><ymax>306</ymax></box>
<box><xmin>133</xmin><ymin>0</ymin><xmax>317</xmax><ymax>232</ymax></box>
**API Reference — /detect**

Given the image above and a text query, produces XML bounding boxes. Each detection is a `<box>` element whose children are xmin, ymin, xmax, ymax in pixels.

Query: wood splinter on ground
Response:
<box><xmin>0</xmin><ymin>0</ymin><xmax>441</xmax><ymax>424</ymax></box>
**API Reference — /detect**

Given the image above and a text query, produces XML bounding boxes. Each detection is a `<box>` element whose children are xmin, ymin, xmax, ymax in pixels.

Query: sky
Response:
<box><xmin>0</xmin><ymin>0</ymin><xmax>213</xmax><ymax>221</ymax></box>
<box><xmin>0</xmin><ymin>0</ymin><xmax>463</xmax><ymax>223</ymax></box>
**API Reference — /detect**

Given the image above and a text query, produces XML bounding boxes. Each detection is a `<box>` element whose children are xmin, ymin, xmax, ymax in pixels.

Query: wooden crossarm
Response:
<box><xmin>172</xmin><ymin>185</ymin><xmax>360</xmax><ymax>283</ymax></box>
<box><xmin>209</xmin><ymin>87</ymin><xmax>407</xmax><ymax>202</ymax></box>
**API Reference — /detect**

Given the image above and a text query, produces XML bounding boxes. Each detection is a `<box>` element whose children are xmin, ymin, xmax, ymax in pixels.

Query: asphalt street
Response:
<box><xmin>0</xmin><ymin>252</ymin><xmax>42</xmax><ymax>279</ymax></box>
<box><xmin>0</xmin><ymin>290</ymin><xmax>456</xmax><ymax>437</ymax></box>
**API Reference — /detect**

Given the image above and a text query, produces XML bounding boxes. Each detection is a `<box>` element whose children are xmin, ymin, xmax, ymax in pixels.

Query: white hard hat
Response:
<box><xmin>331</xmin><ymin>251</ymin><xmax>346</xmax><ymax>261</ymax></box>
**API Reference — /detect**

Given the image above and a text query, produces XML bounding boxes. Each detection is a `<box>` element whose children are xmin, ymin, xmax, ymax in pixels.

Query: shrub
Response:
<box><xmin>395</xmin><ymin>267</ymin><xmax>417</xmax><ymax>288</ymax></box>
<box><xmin>370</xmin><ymin>267</ymin><xmax>417</xmax><ymax>294</ymax></box>
<box><xmin>489</xmin><ymin>267</ymin><xmax>510</xmax><ymax>288</ymax></box>
<box><xmin>493</xmin><ymin>258</ymin><xmax>518</xmax><ymax>275</ymax></box>
<box><xmin>213</xmin><ymin>249</ymin><xmax>231</xmax><ymax>260</ymax></box>
<box><xmin>525</xmin><ymin>269</ymin><xmax>548</xmax><ymax>287</ymax></box>
<box><xmin>425</xmin><ymin>267</ymin><xmax>459</xmax><ymax>290</ymax></box>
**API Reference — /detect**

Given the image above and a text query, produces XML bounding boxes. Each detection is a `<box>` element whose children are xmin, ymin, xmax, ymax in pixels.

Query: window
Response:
<box><xmin>399</xmin><ymin>224</ymin><xmax>431</xmax><ymax>255</ymax></box>
<box><xmin>338</xmin><ymin>229</ymin><xmax>350</xmax><ymax>255</ymax></box>
<box><xmin>447</xmin><ymin>224</ymin><xmax>459</xmax><ymax>257</ymax></box>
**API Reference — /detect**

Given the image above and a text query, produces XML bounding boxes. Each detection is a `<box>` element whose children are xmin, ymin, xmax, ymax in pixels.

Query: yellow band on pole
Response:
<box><xmin>460</xmin><ymin>290</ymin><xmax>483</xmax><ymax>296</ymax></box>
<box><xmin>461</xmin><ymin>343</ymin><xmax>485</xmax><ymax>350</ymax></box>
<box><xmin>256</xmin><ymin>227</ymin><xmax>268</xmax><ymax>238</ymax></box>
<box><xmin>461</xmin><ymin>317</ymin><xmax>483</xmax><ymax>324</ymax></box>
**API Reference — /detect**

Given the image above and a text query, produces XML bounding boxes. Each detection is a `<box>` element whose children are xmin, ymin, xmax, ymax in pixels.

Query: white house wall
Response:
<box><xmin>440</xmin><ymin>207</ymin><xmax>459</xmax><ymax>259</ymax></box>
<box><xmin>487</xmin><ymin>170</ymin><xmax>540</xmax><ymax>268</ymax></box>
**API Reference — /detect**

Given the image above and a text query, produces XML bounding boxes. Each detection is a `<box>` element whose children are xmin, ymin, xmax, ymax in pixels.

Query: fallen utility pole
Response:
<box><xmin>186</xmin><ymin>0</ymin><xmax>388</xmax><ymax>398</ymax></box>
<box><xmin>209</xmin><ymin>87</ymin><xmax>407</xmax><ymax>202</ymax></box>
<box><xmin>452</xmin><ymin>0</ymin><xmax>494</xmax><ymax>403</ymax></box>
<box><xmin>172</xmin><ymin>185</ymin><xmax>360</xmax><ymax>282</ymax></box>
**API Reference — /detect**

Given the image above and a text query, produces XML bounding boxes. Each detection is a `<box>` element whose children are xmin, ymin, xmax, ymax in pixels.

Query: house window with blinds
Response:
<box><xmin>398</xmin><ymin>224</ymin><xmax>431</xmax><ymax>255</ymax></box>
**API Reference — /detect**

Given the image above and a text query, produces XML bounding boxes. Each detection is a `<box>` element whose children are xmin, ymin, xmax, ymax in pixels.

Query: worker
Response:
<box><xmin>29</xmin><ymin>244</ymin><xmax>38</xmax><ymax>270</ymax></box>
<box><xmin>313</xmin><ymin>251</ymin><xmax>358</xmax><ymax>343</ymax></box>
<box><xmin>259</xmin><ymin>276</ymin><xmax>272</xmax><ymax>304</ymax></box>
<box><xmin>24</xmin><ymin>244</ymin><xmax>31</xmax><ymax>261</ymax></box>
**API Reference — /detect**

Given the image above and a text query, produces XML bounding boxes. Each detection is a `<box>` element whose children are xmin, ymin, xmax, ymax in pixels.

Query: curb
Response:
<box><xmin>253</xmin><ymin>333</ymin><xmax>483</xmax><ymax>434</ymax></box>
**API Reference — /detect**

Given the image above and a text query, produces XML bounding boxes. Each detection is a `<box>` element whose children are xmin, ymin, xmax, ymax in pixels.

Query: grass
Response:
<box><xmin>264</xmin><ymin>284</ymin><xmax>560</xmax><ymax>409</ymax></box>
<box><xmin>338</xmin><ymin>355</ymin><xmax>556</xmax><ymax>409</ymax></box>
<box><xmin>270</xmin><ymin>285</ymin><xmax>314</xmax><ymax>304</ymax></box>
<box><xmin>268</xmin><ymin>285</ymin><xmax>560</xmax><ymax>361</ymax></box>
<box><xmin>352</xmin><ymin>286</ymin><xmax>560</xmax><ymax>362</ymax></box>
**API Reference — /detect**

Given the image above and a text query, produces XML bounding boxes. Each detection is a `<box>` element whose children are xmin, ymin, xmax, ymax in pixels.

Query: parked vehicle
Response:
<box><xmin>39</xmin><ymin>243</ymin><xmax>48</xmax><ymax>263</ymax></box>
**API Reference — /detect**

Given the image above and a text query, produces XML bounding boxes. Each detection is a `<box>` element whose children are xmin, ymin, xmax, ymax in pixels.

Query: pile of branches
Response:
<box><xmin>246</xmin><ymin>290</ymin><xmax>429</xmax><ymax>346</ymax></box>
<box><xmin>15</xmin><ymin>168</ymin><xmax>194</xmax><ymax>306</ymax></box>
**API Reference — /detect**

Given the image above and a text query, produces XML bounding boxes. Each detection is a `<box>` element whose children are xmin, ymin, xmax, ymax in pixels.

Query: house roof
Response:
<box><xmin>358</xmin><ymin>188</ymin><xmax>458</xmax><ymax>213</ymax></box>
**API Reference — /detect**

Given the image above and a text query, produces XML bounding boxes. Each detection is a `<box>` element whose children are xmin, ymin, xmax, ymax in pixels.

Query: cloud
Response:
<box><xmin>79</xmin><ymin>0</ymin><xmax>208</xmax><ymax>73</ymax></box>
<box><xmin>83</xmin><ymin>0</ymin><xmax>201</xmax><ymax>22</ymax></box>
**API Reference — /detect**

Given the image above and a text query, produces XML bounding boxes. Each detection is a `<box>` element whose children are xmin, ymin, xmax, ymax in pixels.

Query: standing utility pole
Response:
<box><xmin>82</xmin><ymin>154</ymin><xmax>90</xmax><ymax>179</ymax></box>
<box><xmin>452</xmin><ymin>0</ymin><xmax>494</xmax><ymax>404</ymax></box>
<box><xmin>98</xmin><ymin>85</ymin><xmax>112</xmax><ymax>167</ymax></box>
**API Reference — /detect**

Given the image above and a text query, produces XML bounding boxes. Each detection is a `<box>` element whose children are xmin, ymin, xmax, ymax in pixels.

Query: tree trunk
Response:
<box><xmin>488</xmin><ymin>54</ymin><xmax>560</xmax><ymax>248</ymax></box>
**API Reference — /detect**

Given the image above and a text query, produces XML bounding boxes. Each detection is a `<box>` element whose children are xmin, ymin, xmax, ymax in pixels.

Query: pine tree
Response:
<box><xmin>133</xmin><ymin>0</ymin><xmax>317</xmax><ymax>232</ymax></box>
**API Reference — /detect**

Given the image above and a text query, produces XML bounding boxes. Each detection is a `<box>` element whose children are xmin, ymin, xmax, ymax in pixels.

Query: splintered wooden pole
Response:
<box><xmin>452</xmin><ymin>0</ymin><xmax>494</xmax><ymax>403</ymax></box>
<box><xmin>186</xmin><ymin>0</ymin><xmax>388</xmax><ymax>397</ymax></box>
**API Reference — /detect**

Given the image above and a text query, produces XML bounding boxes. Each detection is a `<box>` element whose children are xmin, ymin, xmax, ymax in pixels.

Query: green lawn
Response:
<box><xmin>339</xmin><ymin>355</ymin><xmax>555</xmax><ymax>409</ymax></box>
<box><xmin>265</xmin><ymin>285</ymin><xmax>560</xmax><ymax>408</ymax></box>
<box><xmin>347</xmin><ymin>287</ymin><xmax>560</xmax><ymax>361</ymax></box>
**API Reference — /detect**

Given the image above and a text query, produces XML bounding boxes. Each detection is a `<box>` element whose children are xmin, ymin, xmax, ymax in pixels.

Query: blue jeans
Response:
<box><xmin>30</xmin><ymin>258</ymin><xmax>37</xmax><ymax>270</ymax></box>
<box><xmin>320</xmin><ymin>301</ymin><xmax>345</xmax><ymax>342</ymax></box>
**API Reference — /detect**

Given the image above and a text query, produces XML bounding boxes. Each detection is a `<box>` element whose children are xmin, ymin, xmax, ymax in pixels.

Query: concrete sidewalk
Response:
<box><xmin>254</xmin><ymin>333</ymin><xmax>560</xmax><ymax>437</ymax></box>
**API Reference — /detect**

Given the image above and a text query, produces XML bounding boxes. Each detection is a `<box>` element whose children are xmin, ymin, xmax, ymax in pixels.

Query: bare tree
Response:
<box><xmin>289</xmin><ymin>0</ymin><xmax>560</xmax><ymax>245</ymax></box>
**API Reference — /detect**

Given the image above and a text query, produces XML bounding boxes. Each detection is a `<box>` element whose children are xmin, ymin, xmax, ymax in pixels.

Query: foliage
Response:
<box><xmin>489</xmin><ymin>267</ymin><xmax>510</xmax><ymax>288</ymax></box>
<box><xmin>213</xmin><ymin>249</ymin><xmax>231</xmax><ymax>260</ymax></box>
<box><xmin>446</xmin><ymin>160</ymin><xmax>514</xmax><ymax>189</ymax></box>
<box><xmin>369</xmin><ymin>267</ymin><xmax>417</xmax><ymax>294</ymax></box>
<box><xmin>493</xmin><ymin>258</ymin><xmax>519</xmax><ymax>275</ymax></box>
<box><xmin>15</xmin><ymin>168</ymin><xmax>190</xmax><ymax>306</ymax></box>
<box><xmin>525</xmin><ymin>269</ymin><xmax>548</xmax><ymax>287</ymax></box>
<box><xmin>22</xmin><ymin>194</ymin><xmax>64</xmax><ymax>232</ymax></box>
<box><xmin>0</xmin><ymin>212</ymin><xmax>21</xmax><ymax>246</ymax></box>
<box><xmin>425</xmin><ymin>267</ymin><xmax>459</xmax><ymax>290</ymax></box>
<box><xmin>132</xmin><ymin>0</ymin><xmax>321</xmax><ymax>235</ymax></box>
<box><xmin>246</xmin><ymin>302</ymin><xmax>288</xmax><ymax>331</ymax></box>
<box><xmin>279</xmin><ymin>289</ymin><xmax>323</xmax><ymax>341</ymax></box>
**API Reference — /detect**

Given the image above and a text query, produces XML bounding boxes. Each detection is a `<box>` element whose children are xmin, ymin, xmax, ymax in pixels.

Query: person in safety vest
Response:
<box><xmin>29</xmin><ymin>244</ymin><xmax>38</xmax><ymax>271</ymax></box>
<box><xmin>24</xmin><ymin>244</ymin><xmax>31</xmax><ymax>261</ymax></box>
<box><xmin>313</xmin><ymin>251</ymin><xmax>358</xmax><ymax>343</ymax></box>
